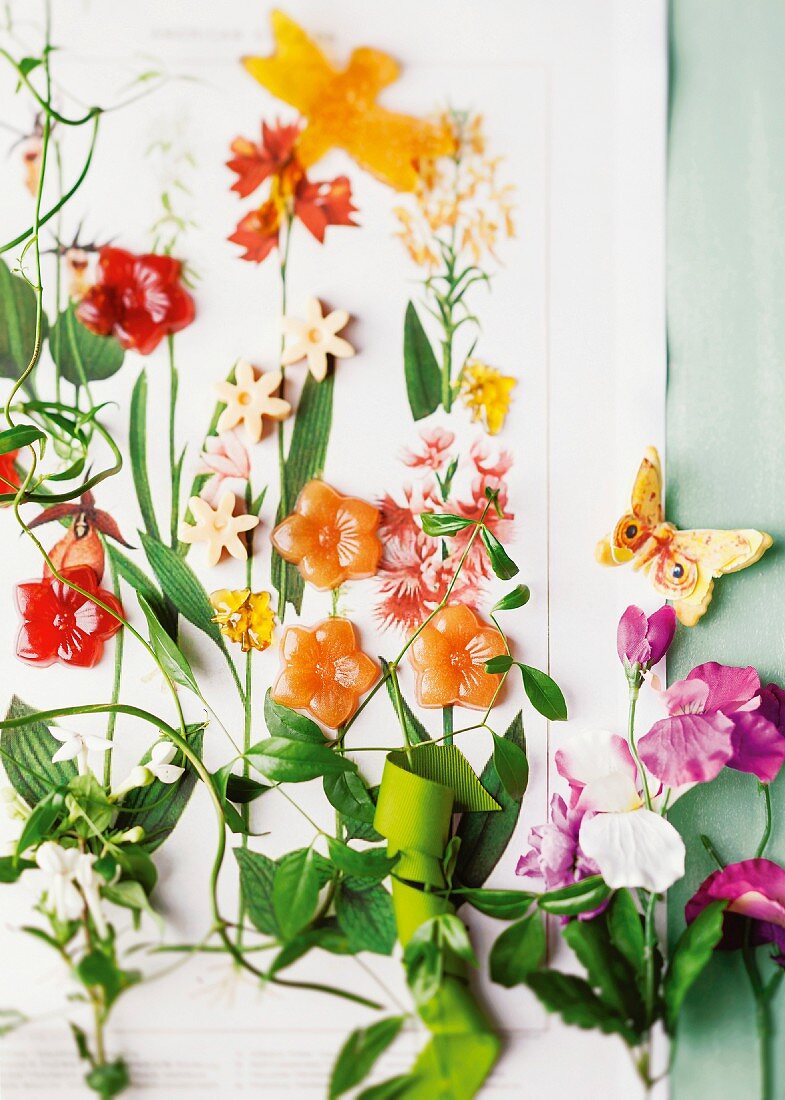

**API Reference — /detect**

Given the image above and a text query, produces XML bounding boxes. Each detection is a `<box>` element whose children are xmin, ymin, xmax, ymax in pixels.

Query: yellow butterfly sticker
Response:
<box><xmin>242</xmin><ymin>10</ymin><xmax>454</xmax><ymax>192</ymax></box>
<box><xmin>596</xmin><ymin>447</ymin><xmax>772</xmax><ymax>626</ymax></box>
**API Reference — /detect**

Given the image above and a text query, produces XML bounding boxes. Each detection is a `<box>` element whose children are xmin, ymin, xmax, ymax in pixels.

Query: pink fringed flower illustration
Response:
<box><xmin>197</xmin><ymin>430</ymin><xmax>251</xmax><ymax>507</ymax></box>
<box><xmin>375</xmin><ymin>430</ymin><xmax>514</xmax><ymax>632</ymax></box>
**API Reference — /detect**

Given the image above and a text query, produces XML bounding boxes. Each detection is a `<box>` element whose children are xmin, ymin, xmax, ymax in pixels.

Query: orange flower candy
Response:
<box><xmin>409</xmin><ymin>604</ymin><xmax>507</xmax><ymax>710</ymax></box>
<box><xmin>272</xmin><ymin>618</ymin><xmax>378</xmax><ymax>729</ymax></box>
<box><xmin>271</xmin><ymin>479</ymin><xmax>382</xmax><ymax>591</ymax></box>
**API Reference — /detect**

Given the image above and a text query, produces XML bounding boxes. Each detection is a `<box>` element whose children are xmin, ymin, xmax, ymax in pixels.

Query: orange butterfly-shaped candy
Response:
<box><xmin>596</xmin><ymin>447</ymin><xmax>771</xmax><ymax>626</ymax></box>
<box><xmin>242</xmin><ymin>10</ymin><xmax>454</xmax><ymax>191</ymax></box>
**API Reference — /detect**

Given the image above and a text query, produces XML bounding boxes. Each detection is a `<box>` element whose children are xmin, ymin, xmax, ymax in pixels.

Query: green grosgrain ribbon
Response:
<box><xmin>375</xmin><ymin>752</ymin><xmax>501</xmax><ymax>1099</ymax></box>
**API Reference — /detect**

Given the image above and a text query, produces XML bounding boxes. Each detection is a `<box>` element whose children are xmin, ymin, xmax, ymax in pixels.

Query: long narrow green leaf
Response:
<box><xmin>403</xmin><ymin>301</ymin><xmax>441</xmax><ymax>420</ymax></box>
<box><xmin>129</xmin><ymin>369</ymin><xmax>161</xmax><ymax>542</ymax></box>
<box><xmin>0</xmin><ymin>697</ymin><xmax>76</xmax><ymax>806</ymax></box>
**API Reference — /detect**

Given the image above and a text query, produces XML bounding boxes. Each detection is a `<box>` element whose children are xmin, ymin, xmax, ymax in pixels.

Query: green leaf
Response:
<box><xmin>67</xmin><ymin>773</ymin><xmax>114</xmax><ymax>837</ymax></box>
<box><xmin>454</xmin><ymin>887</ymin><xmax>535</xmax><ymax>920</ymax></box>
<box><xmin>224</xmin><ymin>774</ymin><xmax>269</xmax><ymax>804</ymax></box>
<box><xmin>327</xmin><ymin>839</ymin><xmax>398</xmax><ymax>882</ymax></box>
<box><xmin>526</xmin><ymin>971</ymin><xmax>637</xmax><ymax>1043</ymax></box>
<box><xmin>664</xmin><ymin>900</ymin><xmax>727</xmax><ymax>1032</ymax></box>
<box><xmin>538</xmin><ymin>875</ymin><xmax>611</xmax><ymax>917</ymax></box>
<box><xmin>382</xmin><ymin>659</ymin><xmax>430</xmax><ymax>744</ymax></box>
<box><xmin>391</xmin><ymin>744</ymin><xmax>499</xmax><ymax>812</ymax></box>
<box><xmin>76</xmin><ymin>950</ymin><xmax>139</xmax><ymax>1010</ymax></box>
<box><xmin>18</xmin><ymin>56</ymin><xmax>42</xmax><ymax>78</ymax></box>
<box><xmin>49</xmin><ymin>304</ymin><xmax>124</xmax><ymax>386</ymax></box>
<box><xmin>106</xmin><ymin>545</ymin><xmax>173</xmax><ymax>637</ymax></box>
<box><xmin>323</xmin><ymin>771</ymin><xmax>377</xmax><ymax>824</ymax></box>
<box><xmin>140</xmin><ymin>532</ymin><xmax>241</xmax><ymax>693</ymax></box>
<box><xmin>114</xmin><ymin>844</ymin><xmax>158</xmax><ymax>896</ymax></box>
<box><xmin>489</xmin><ymin>911</ymin><xmax>545</xmax><ymax>987</ymax></box>
<box><xmin>357</xmin><ymin>1074</ymin><xmax>416</xmax><ymax>1100</ymax></box>
<box><xmin>271</xmin><ymin>923</ymin><xmax>351</xmax><ymax>973</ymax></box>
<box><xmin>479</xmin><ymin>527</ymin><xmax>519</xmax><ymax>580</ymax></box>
<box><xmin>16</xmin><ymin>790</ymin><xmax>66</xmax><ymax>855</ymax></box>
<box><xmin>264</xmin><ymin>691</ymin><xmax>325</xmax><ymax>743</ymax></box>
<box><xmin>0</xmin><ymin>257</ymin><xmax>46</xmax><ymax>385</ymax></box>
<box><xmin>0</xmin><ymin>424</ymin><xmax>44</xmax><ymax>453</ymax></box>
<box><xmin>518</xmin><ymin>663</ymin><xmax>568</xmax><ymax>721</ymax></box>
<box><xmin>434</xmin><ymin>913</ymin><xmax>479</xmax><ymax>967</ymax></box>
<box><xmin>336</xmin><ymin>882</ymin><xmax>396</xmax><ymax>955</ymax></box>
<box><xmin>454</xmin><ymin>712</ymin><xmax>525</xmax><ymax>888</ymax></box>
<box><xmin>607</xmin><ymin>889</ymin><xmax>645</xmax><ymax>974</ymax></box>
<box><xmin>403</xmin><ymin>300</ymin><xmax>441</xmax><ymax>420</ymax></box>
<box><xmin>491</xmin><ymin>731</ymin><xmax>529</xmax><ymax>800</ymax></box>
<box><xmin>113</xmin><ymin>725</ymin><xmax>204</xmax><ymax>851</ymax></box>
<box><xmin>1</xmin><ymin>696</ymin><xmax>77</xmax><ymax>806</ymax></box>
<box><xmin>484</xmin><ymin>655</ymin><xmax>513</xmax><ymax>674</ymax></box>
<box><xmin>85</xmin><ymin>1059</ymin><xmax>129</xmax><ymax>1098</ymax></box>
<box><xmin>272</xmin><ymin>370</ymin><xmax>334</xmax><ymax>616</ymax></box>
<box><xmin>420</xmin><ymin>512</ymin><xmax>474</xmax><ymax>537</ymax></box>
<box><xmin>0</xmin><ymin>856</ymin><xmax>35</xmax><ymax>882</ymax></box>
<box><xmin>137</xmin><ymin>594</ymin><xmax>199</xmax><ymax>694</ymax></box>
<box><xmin>234</xmin><ymin>848</ymin><xmax>279</xmax><ymax>935</ymax></box>
<box><xmin>492</xmin><ymin>584</ymin><xmax>531</xmax><ymax>612</ymax></box>
<box><xmin>329</xmin><ymin>1015</ymin><xmax>406</xmax><ymax>1099</ymax></box>
<box><xmin>273</xmin><ymin>848</ymin><xmax>320</xmax><ymax>940</ymax></box>
<box><xmin>247</xmin><ymin>737</ymin><xmax>356</xmax><ymax>783</ymax></box>
<box><xmin>129</xmin><ymin>370</ymin><xmax>161</xmax><ymax>543</ymax></box>
<box><xmin>562</xmin><ymin>917</ymin><xmax>644</xmax><ymax>1029</ymax></box>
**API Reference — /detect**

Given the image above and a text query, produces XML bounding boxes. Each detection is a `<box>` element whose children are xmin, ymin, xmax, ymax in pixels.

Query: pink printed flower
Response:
<box><xmin>197</xmin><ymin>431</ymin><xmax>251</xmax><ymax>507</ymax></box>
<box><xmin>617</xmin><ymin>604</ymin><xmax>677</xmax><ymax>669</ymax></box>
<box><xmin>638</xmin><ymin>663</ymin><xmax>785</xmax><ymax>788</ymax></box>
<box><xmin>470</xmin><ymin>438</ymin><xmax>513</xmax><ymax>481</ymax></box>
<box><xmin>378</xmin><ymin>482</ymin><xmax>441</xmax><ymax>541</ymax></box>
<box><xmin>402</xmin><ymin>427</ymin><xmax>455</xmax><ymax>472</ymax></box>
<box><xmin>686</xmin><ymin>859</ymin><xmax>785</xmax><ymax>965</ymax></box>
<box><xmin>516</xmin><ymin>794</ymin><xmax>600</xmax><ymax>898</ymax></box>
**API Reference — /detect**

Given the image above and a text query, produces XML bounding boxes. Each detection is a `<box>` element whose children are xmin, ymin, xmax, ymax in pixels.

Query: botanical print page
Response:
<box><xmin>0</xmin><ymin>1</ymin><xmax>666</xmax><ymax>1095</ymax></box>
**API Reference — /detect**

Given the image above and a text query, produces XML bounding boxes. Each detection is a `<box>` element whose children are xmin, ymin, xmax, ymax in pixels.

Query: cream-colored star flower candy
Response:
<box><xmin>215</xmin><ymin>359</ymin><xmax>291</xmax><ymax>443</ymax></box>
<box><xmin>178</xmin><ymin>492</ymin><xmax>259</xmax><ymax>567</ymax></box>
<box><xmin>281</xmin><ymin>298</ymin><xmax>355</xmax><ymax>382</ymax></box>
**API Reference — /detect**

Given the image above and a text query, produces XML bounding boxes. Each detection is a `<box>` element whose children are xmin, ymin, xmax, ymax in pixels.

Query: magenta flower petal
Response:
<box><xmin>645</xmin><ymin>605</ymin><xmax>677</xmax><ymax>665</ymax></box>
<box><xmin>638</xmin><ymin>711</ymin><xmax>735</xmax><ymax>786</ymax></box>
<box><xmin>758</xmin><ymin>684</ymin><xmax>785</xmax><ymax>735</ymax></box>
<box><xmin>686</xmin><ymin>661</ymin><xmax>760</xmax><ymax>713</ymax></box>
<box><xmin>727</xmin><ymin>711</ymin><xmax>785</xmax><ymax>783</ymax></box>
<box><xmin>686</xmin><ymin>859</ymin><xmax>785</xmax><ymax>960</ymax></box>
<box><xmin>617</xmin><ymin>605</ymin><xmax>651</xmax><ymax>665</ymax></box>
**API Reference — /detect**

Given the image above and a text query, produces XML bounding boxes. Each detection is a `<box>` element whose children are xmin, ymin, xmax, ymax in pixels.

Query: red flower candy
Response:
<box><xmin>76</xmin><ymin>247</ymin><xmax>195</xmax><ymax>355</ymax></box>
<box><xmin>15</xmin><ymin>566</ymin><xmax>124</xmax><ymax>668</ymax></box>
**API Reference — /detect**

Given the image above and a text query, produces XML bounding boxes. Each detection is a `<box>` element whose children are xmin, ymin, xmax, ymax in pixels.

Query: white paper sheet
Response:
<box><xmin>0</xmin><ymin>1</ymin><xmax>667</xmax><ymax>1095</ymax></box>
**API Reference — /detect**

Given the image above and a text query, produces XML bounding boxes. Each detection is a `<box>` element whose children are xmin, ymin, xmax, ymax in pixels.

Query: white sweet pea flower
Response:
<box><xmin>110</xmin><ymin>765</ymin><xmax>153</xmax><ymax>801</ymax></box>
<box><xmin>577</xmin><ymin>769</ymin><xmax>686</xmax><ymax>894</ymax></box>
<box><xmin>147</xmin><ymin>742</ymin><xmax>185</xmax><ymax>785</ymax></box>
<box><xmin>74</xmin><ymin>852</ymin><xmax>108</xmax><ymax>939</ymax></box>
<box><xmin>51</xmin><ymin>726</ymin><xmax>113</xmax><ymax>775</ymax></box>
<box><xmin>35</xmin><ymin>841</ymin><xmax>84</xmax><ymax>923</ymax></box>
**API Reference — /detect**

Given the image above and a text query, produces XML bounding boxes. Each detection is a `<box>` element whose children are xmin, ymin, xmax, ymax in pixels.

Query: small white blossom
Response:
<box><xmin>147</xmin><ymin>743</ymin><xmax>185</xmax><ymax>785</ymax></box>
<box><xmin>35</xmin><ymin>842</ymin><xmax>109</xmax><ymax>937</ymax></box>
<box><xmin>51</xmin><ymin>727</ymin><xmax>113</xmax><ymax>775</ymax></box>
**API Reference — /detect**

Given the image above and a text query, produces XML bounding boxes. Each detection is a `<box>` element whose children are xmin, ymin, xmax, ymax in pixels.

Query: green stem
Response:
<box><xmin>167</xmin><ymin>335</ymin><xmax>179</xmax><ymax>548</ymax></box>
<box><xmin>275</xmin><ymin>215</ymin><xmax>293</xmax><ymax>623</ymax></box>
<box><xmin>756</xmin><ymin>783</ymin><xmax>773</xmax><ymax>858</ymax></box>
<box><xmin>743</xmin><ymin>935</ymin><xmax>773</xmax><ymax>1100</ymax></box>
<box><xmin>442</xmin><ymin>705</ymin><xmax>454</xmax><ymax>746</ymax></box>
<box><xmin>237</xmin><ymin>482</ymin><xmax>255</xmax><ymax>951</ymax></box>
<box><xmin>626</xmin><ymin>670</ymin><xmax>652</xmax><ymax>810</ymax></box>
<box><xmin>642</xmin><ymin>890</ymin><xmax>658</xmax><ymax>1026</ymax></box>
<box><xmin>104</xmin><ymin>551</ymin><xmax>124</xmax><ymax>788</ymax></box>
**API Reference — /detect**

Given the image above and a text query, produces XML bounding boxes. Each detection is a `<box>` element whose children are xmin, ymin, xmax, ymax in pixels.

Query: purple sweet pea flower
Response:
<box><xmin>617</xmin><ymin>604</ymin><xmax>677</xmax><ymax>668</ymax></box>
<box><xmin>516</xmin><ymin>794</ymin><xmax>599</xmax><ymax>895</ymax></box>
<box><xmin>686</xmin><ymin>858</ymin><xmax>785</xmax><ymax>966</ymax></box>
<box><xmin>638</xmin><ymin>663</ymin><xmax>785</xmax><ymax>788</ymax></box>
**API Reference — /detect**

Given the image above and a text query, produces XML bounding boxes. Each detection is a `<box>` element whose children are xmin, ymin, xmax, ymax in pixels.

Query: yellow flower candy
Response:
<box><xmin>210</xmin><ymin>588</ymin><xmax>275</xmax><ymax>653</ymax></box>
<box><xmin>460</xmin><ymin>360</ymin><xmax>516</xmax><ymax>436</ymax></box>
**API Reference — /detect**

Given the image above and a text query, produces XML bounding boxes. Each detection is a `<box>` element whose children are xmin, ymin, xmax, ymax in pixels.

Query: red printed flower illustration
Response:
<box><xmin>228</xmin><ymin>121</ymin><xmax>358</xmax><ymax>263</ymax></box>
<box><xmin>408</xmin><ymin>604</ymin><xmax>507</xmax><ymax>710</ymax></box>
<box><xmin>0</xmin><ymin>449</ymin><xmax>20</xmax><ymax>503</ymax></box>
<box><xmin>15</xmin><ymin>566</ymin><xmax>124</xmax><ymax>668</ymax></box>
<box><xmin>76</xmin><ymin>246</ymin><xmax>195</xmax><ymax>355</ymax></box>
<box><xmin>28</xmin><ymin>491</ymin><xmax>132</xmax><ymax>580</ymax></box>
<box><xmin>272</xmin><ymin>618</ymin><xmax>378</xmax><ymax>729</ymax></box>
<box><xmin>402</xmin><ymin>427</ymin><xmax>455</xmax><ymax>472</ymax></box>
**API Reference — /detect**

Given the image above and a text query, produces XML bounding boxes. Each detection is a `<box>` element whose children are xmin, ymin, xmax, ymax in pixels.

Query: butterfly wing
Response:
<box><xmin>242</xmin><ymin>11</ymin><xmax>335</xmax><ymax>118</ymax></box>
<box><xmin>596</xmin><ymin>446</ymin><xmax>664</xmax><ymax>566</ymax></box>
<box><xmin>647</xmin><ymin>528</ymin><xmax>772</xmax><ymax>625</ymax></box>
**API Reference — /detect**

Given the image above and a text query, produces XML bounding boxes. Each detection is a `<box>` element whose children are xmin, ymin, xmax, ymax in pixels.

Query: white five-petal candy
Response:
<box><xmin>281</xmin><ymin>298</ymin><xmax>355</xmax><ymax>382</ymax></box>
<box><xmin>215</xmin><ymin>359</ymin><xmax>291</xmax><ymax>443</ymax></box>
<box><xmin>178</xmin><ymin>491</ymin><xmax>259</xmax><ymax>567</ymax></box>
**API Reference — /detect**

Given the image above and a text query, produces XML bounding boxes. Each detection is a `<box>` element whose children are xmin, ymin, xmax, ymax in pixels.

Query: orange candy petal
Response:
<box><xmin>270</xmin><ymin>479</ymin><xmax>382</xmax><ymax>591</ymax></box>
<box><xmin>408</xmin><ymin>604</ymin><xmax>507</xmax><ymax>711</ymax></box>
<box><xmin>271</xmin><ymin>617</ymin><xmax>378</xmax><ymax>730</ymax></box>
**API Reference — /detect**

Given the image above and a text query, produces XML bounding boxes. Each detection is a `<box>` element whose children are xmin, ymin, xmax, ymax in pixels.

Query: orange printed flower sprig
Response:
<box><xmin>396</xmin><ymin>109</ymin><xmax>517</xmax><ymax>430</ymax></box>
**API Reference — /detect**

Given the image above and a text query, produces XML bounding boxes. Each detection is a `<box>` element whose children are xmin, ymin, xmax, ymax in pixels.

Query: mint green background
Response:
<box><xmin>668</xmin><ymin>2</ymin><xmax>785</xmax><ymax>1095</ymax></box>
